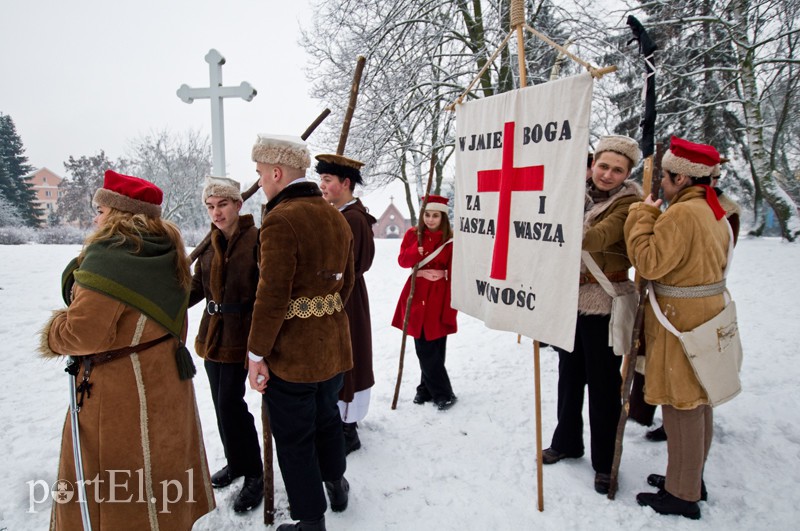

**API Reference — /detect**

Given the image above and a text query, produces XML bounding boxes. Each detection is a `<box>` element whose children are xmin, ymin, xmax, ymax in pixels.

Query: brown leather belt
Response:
<box><xmin>66</xmin><ymin>334</ymin><xmax>172</xmax><ymax>408</ymax></box>
<box><xmin>579</xmin><ymin>270</ymin><xmax>629</xmax><ymax>285</ymax></box>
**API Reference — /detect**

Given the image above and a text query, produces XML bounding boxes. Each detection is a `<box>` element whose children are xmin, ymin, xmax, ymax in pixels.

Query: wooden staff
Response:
<box><xmin>188</xmin><ymin>108</ymin><xmax>331</xmax><ymax>263</ymax></box>
<box><xmin>391</xmin><ymin>153</ymin><xmax>437</xmax><ymax>410</ymax></box>
<box><xmin>337</xmin><ymin>55</ymin><xmax>366</xmax><ymax>156</ymax></box>
<box><xmin>607</xmin><ymin>143</ymin><xmax>664</xmax><ymax>499</ymax></box>
<box><xmin>261</xmin><ymin>399</ymin><xmax>275</xmax><ymax>525</ymax></box>
<box><xmin>510</xmin><ymin>0</ymin><xmax>544</xmax><ymax>512</ymax></box>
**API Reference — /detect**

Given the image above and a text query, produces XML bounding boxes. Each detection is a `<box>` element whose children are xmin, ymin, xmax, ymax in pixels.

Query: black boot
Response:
<box><xmin>324</xmin><ymin>476</ymin><xmax>349</xmax><ymax>512</ymax></box>
<box><xmin>413</xmin><ymin>387</ymin><xmax>432</xmax><ymax>405</ymax></box>
<box><xmin>434</xmin><ymin>394</ymin><xmax>457</xmax><ymax>411</ymax></box>
<box><xmin>343</xmin><ymin>422</ymin><xmax>361</xmax><ymax>455</ymax></box>
<box><xmin>276</xmin><ymin>516</ymin><xmax>326</xmax><ymax>531</ymax></box>
<box><xmin>594</xmin><ymin>473</ymin><xmax>611</xmax><ymax>495</ymax></box>
<box><xmin>647</xmin><ymin>474</ymin><xmax>708</xmax><ymax>501</ymax></box>
<box><xmin>210</xmin><ymin>465</ymin><xmax>241</xmax><ymax>488</ymax></box>
<box><xmin>542</xmin><ymin>447</ymin><xmax>584</xmax><ymax>465</ymax></box>
<box><xmin>233</xmin><ymin>475</ymin><xmax>264</xmax><ymax>513</ymax></box>
<box><xmin>645</xmin><ymin>425</ymin><xmax>668</xmax><ymax>442</ymax></box>
<box><xmin>637</xmin><ymin>489</ymin><xmax>701</xmax><ymax>519</ymax></box>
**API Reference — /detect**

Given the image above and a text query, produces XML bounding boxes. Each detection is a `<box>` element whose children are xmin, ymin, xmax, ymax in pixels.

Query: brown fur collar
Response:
<box><xmin>266</xmin><ymin>182</ymin><xmax>322</xmax><ymax>213</ymax></box>
<box><xmin>584</xmin><ymin>180</ymin><xmax>643</xmax><ymax>232</ymax></box>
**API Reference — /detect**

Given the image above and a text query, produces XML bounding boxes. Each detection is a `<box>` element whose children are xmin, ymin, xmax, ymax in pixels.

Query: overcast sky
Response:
<box><xmin>1</xmin><ymin>0</ymin><xmax>410</xmax><ymax>215</ymax></box>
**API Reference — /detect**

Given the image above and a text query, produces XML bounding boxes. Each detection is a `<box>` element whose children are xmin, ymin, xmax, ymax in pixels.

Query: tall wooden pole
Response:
<box><xmin>607</xmin><ymin>144</ymin><xmax>663</xmax><ymax>499</ymax></box>
<box><xmin>337</xmin><ymin>55</ymin><xmax>367</xmax><ymax>156</ymax></box>
<box><xmin>510</xmin><ymin>0</ymin><xmax>543</xmax><ymax>512</ymax></box>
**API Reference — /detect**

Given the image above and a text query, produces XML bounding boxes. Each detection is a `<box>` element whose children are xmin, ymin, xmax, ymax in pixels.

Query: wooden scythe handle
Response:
<box><xmin>336</xmin><ymin>55</ymin><xmax>367</xmax><ymax>156</ymax></box>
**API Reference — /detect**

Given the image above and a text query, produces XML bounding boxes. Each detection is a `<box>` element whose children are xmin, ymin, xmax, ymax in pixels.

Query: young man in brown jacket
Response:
<box><xmin>189</xmin><ymin>176</ymin><xmax>263</xmax><ymax>513</ymax></box>
<box><xmin>316</xmin><ymin>153</ymin><xmax>376</xmax><ymax>455</ymax></box>
<box><xmin>541</xmin><ymin>135</ymin><xmax>642</xmax><ymax>495</ymax></box>
<box><xmin>247</xmin><ymin>135</ymin><xmax>355</xmax><ymax>531</ymax></box>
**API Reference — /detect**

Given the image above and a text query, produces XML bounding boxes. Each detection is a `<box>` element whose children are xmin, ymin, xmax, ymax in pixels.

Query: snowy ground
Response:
<box><xmin>1</xmin><ymin>237</ymin><xmax>798</xmax><ymax>530</ymax></box>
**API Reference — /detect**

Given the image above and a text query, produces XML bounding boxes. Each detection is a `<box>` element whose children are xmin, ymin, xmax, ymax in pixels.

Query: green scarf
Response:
<box><xmin>61</xmin><ymin>234</ymin><xmax>195</xmax><ymax>379</ymax></box>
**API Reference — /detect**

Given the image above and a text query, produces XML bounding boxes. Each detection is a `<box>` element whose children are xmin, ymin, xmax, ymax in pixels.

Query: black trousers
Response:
<box><xmin>414</xmin><ymin>330</ymin><xmax>454</xmax><ymax>402</ymax></box>
<box><xmin>265</xmin><ymin>372</ymin><xmax>346</xmax><ymax>521</ymax></box>
<box><xmin>629</xmin><ymin>371</ymin><xmax>657</xmax><ymax>426</ymax></box>
<box><xmin>550</xmin><ymin>313</ymin><xmax>622</xmax><ymax>474</ymax></box>
<box><xmin>204</xmin><ymin>359</ymin><xmax>263</xmax><ymax>478</ymax></box>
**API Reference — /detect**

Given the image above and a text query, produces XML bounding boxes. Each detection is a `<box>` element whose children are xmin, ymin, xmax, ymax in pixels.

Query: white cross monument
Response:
<box><xmin>177</xmin><ymin>49</ymin><xmax>257</xmax><ymax>176</ymax></box>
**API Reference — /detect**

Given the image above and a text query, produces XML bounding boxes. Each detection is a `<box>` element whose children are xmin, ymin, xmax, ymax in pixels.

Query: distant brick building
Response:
<box><xmin>25</xmin><ymin>167</ymin><xmax>63</xmax><ymax>225</ymax></box>
<box><xmin>373</xmin><ymin>198</ymin><xmax>411</xmax><ymax>239</ymax></box>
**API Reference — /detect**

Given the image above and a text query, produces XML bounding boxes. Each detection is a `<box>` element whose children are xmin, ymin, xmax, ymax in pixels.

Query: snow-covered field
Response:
<box><xmin>1</xmin><ymin>237</ymin><xmax>798</xmax><ymax>530</ymax></box>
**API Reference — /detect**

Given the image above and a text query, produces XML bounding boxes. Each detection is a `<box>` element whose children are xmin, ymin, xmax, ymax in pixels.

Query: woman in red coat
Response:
<box><xmin>392</xmin><ymin>195</ymin><xmax>458</xmax><ymax>410</ymax></box>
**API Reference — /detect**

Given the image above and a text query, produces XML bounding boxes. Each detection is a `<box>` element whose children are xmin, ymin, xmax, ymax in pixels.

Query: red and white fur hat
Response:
<box><xmin>93</xmin><ymin>170</ymin><xmax>163</xmax><ymax>218</ymax></box>
<box><xmin>662</xmin><ymin>136</ymin><xmax>721</xmax><ymax>178</ymax></box>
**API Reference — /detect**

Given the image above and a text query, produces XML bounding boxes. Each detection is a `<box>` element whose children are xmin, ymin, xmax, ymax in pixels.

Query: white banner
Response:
<box><xmin>451</xmin><ymin>73</ymin><xmax>594</xmax><ymax>352</ymax></box>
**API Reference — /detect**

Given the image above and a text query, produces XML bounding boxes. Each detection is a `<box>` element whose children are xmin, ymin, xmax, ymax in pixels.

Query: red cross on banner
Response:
<box><xmin>477</xmin><ymin>121</ymin><xmax>544</xmax><ymax>280</ymax></box>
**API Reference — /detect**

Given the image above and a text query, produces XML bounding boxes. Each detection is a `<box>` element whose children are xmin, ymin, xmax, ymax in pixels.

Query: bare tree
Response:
<box><xmin>126</xmin><ymin>129</ymin><xmax>212</xmax><ymax>229</ymax></box>
<box><xmin>57</xmin><ymin>151</ymin><xmax>125</xmax><ymax>229</ymax></box>
<box><xmin>302</xmin><ymin>0</ymin><xmax>578</xmax><ymax>222</ymax></box>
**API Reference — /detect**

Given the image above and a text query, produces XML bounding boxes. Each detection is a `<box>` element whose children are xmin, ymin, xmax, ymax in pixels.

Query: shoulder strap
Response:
<box><xmin>649</xmin><ymin>221</ymin><xmax>736</xmax><ymax>337</ymax></box>
<box><xmin>580</xmin><ymin>251</ymin><xmax>619</xmax><ymax>297</ymax></box>
<box><xmin>419</xmin><ymin>238</ymin><xmax>453</xmax><ymax>269</ymax></box>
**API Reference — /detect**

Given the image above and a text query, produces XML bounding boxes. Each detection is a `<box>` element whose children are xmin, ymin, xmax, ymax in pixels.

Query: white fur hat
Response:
<box><xmin>251</xmin><ymin>134</ymin><xmax>310</xmax><ymax>170</ymax></box>
<box><xmin>594</xmin><ymin>135</ymin><xmax>641</xmax><ymax>167</ymax></box>
<box><xmin>202</xmin><ymin>176</ymin><xmax>242</xmax><ymax>202</ymax></box>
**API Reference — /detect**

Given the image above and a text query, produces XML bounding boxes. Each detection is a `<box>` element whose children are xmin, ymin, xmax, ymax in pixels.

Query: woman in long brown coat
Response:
<box><xmin>41</xmin><ymin>170</ymin><xmax>215</xmax><ymax>530</ymax></box>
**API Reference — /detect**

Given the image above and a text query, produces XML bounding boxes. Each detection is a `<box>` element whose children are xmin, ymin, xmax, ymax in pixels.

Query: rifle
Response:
<box><xmin>608</xmin><ymin>15</ymin><xmax>660</xmax><ymax>500</ymax></box>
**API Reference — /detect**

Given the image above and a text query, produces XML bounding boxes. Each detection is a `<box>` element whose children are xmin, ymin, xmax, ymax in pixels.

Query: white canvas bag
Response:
<box><xmin>581</xmin><ymin>251</ymin><xmax>637</xmax><ymax>357</ymax></box>
<box><xmin>647</xmin><ymin>222</ymin><xmax>742</xmax><ymax>407</ymax></box>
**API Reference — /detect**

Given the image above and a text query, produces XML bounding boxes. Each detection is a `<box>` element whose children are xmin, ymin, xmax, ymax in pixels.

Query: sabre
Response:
<box><xmin>67</xmin><ymin>358</ymin><xmax>93</xmax><ymax>530</ymax></box>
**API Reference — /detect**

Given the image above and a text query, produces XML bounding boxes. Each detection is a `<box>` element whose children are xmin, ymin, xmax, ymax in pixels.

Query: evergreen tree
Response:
<box><xmin>0</xmin><ymin>189</ymin><xmax>23</xmax><ymax>227</ymax></box>
<box><xmin>0</xmin><ymin>113</ymin><xmax>41</xmax><ymax>226</ymax></box>
<box><xmin>607</xmin><ymin>0</ymin><xmax>800</xmax><ymax>239</ymax></box>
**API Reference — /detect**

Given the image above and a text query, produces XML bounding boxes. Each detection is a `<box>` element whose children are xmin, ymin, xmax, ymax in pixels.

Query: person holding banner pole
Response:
<box><xmin>541</xmin><ymin>136</ymin><xmax>642</xmax><ymax>495</ymax></box>
<box><xmin>392</xmin><ymin>194</ymin><xmax>458</xmax><ymax>411</ymax></box>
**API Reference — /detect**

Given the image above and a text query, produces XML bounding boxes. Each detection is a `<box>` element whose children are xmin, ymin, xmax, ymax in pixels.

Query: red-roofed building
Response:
<box><xmin>25</xmin><ymin>167</ymin><xmax>63</xmax><ymax>224</ymax></box>
<box><xmin>373</xmin><ymin>198</ymin><xmax>411</xmax><ymax>239</ymax></box>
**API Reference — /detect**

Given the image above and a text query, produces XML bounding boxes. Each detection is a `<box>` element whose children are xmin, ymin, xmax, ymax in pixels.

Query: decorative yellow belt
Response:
<box><xmin>285</xmin><ymin>292</ymin><xmax>344</xmax><ymax>319</ymax></box>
